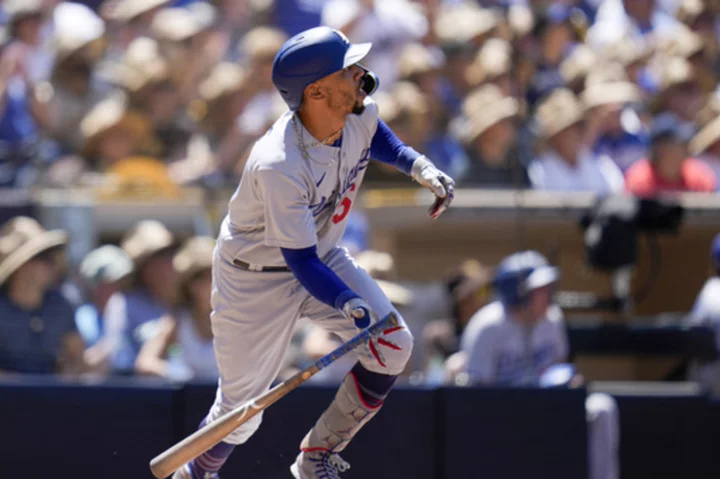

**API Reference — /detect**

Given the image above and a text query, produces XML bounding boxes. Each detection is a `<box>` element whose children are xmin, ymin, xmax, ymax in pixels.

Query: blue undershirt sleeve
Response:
<box><xmin>370</xmin><ymin>119</ymin><xmax>422</xmax><ymax>175</ymax></box>
<box><xmin>281</xmin><ymin>246</ymin><xmax>360</xmax><ymax>310</ymax></box>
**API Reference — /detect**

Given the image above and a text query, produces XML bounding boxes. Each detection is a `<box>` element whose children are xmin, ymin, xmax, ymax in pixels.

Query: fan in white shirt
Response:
<box><xmin>529</xmin><ymin>88</ymin><xmax>625</xmax><ymax>194</ymax></box>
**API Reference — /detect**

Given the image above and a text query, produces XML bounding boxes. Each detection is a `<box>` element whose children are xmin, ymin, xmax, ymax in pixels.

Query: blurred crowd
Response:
<box><xmin>2</xmin><ymin>0</ymin><xmax>720</xmax><ymax>195</ymax></box>
<box><xmin>1</xmin><ymin>209</ymin><xmax>719</xmax><ymax>402</ymax></box>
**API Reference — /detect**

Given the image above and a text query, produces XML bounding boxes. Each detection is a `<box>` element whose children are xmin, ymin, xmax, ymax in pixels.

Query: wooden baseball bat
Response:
<box><xmin>149</xmin><ymin>312</ymin><xmax>400</xmax><ymax>479</ymax></box>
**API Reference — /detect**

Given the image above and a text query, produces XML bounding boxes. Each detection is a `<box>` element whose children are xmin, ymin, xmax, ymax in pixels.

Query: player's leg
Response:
<box><xmin>586</xmin><ymin>392</ymin><xmax>620</xmax><ymax>479</ymax></box>
<box><xmin>176</xmin><ymin>251</ymin><xmax>304</xmax><ymax>479</ymax></box>
<box><xmin>291</xmin><ymin>247</ymin><xmax>413</xmax><ymax>477</ymax></box>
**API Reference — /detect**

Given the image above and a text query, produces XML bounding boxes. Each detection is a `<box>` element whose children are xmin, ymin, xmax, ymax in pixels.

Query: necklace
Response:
<box><xmin>292</xmin><ymin>114</ymin><xmax>343</xmax><ymax>152</ymax></box>
<box><xmin>291</xmin><ymin>114</ymin><xmax>345</xmax><ymax>236</ymax></box>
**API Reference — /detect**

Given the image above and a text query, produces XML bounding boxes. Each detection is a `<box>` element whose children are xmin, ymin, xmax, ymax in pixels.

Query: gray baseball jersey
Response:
<box><xmin>218</xmin><ymin>97</ymin><xmax>379</xmax><ymax>266</ymax></box>
<box><xmin>460</xmin><ymin>301</ymin><xmax>568</xmax><ymax>385</ymax></box>
<box><xmin>205</xmin><ymin>97</ymin><xmax>413</xmax><ymax>446</ymax></box>
<box><xmin>460</xmin><ymin>300</ymin><xmax>620</xmax><ymax>479</ymax></box>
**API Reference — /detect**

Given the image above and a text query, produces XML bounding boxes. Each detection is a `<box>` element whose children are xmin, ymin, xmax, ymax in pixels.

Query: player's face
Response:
<box><xmin>318</xmin><ymin>64</ymin><xmax>367</xmax><ymax>116</ymax></box>
<box><xmin>528</xmin><ymin>285</ymin><xmax>553</xmax><ymax>320</ymax></box>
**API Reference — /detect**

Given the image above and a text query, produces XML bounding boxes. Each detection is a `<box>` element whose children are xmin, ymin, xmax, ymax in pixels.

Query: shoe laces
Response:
<box><xmin>310</xmin><ymin>452</ymin><xmax>351</xmax><ymax>478</ymax></box>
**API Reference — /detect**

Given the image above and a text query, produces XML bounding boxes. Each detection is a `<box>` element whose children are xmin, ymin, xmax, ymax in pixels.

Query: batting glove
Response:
<box><xmin>342</xmin><ymin>297</ymin><xmax>376</xmax><ymax>329</ymax></box>
<box><xmin>410</xmin><ymin>156</ymin><xmax>455</xmax><ymax>219</ymax></box>
<box><xmin>342</xmin><ymin>298</ymin><xmax>400</xmax><ymax>369</ymax></box>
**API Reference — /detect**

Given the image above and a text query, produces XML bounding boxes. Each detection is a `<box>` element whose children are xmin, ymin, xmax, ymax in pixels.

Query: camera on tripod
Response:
<box><xmin>557</xmin><ymin>194</ymin><xmax>685</xmax><ymax>314</ymax></box>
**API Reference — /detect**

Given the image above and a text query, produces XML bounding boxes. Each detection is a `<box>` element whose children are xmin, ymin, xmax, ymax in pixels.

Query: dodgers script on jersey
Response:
<box><xmin>460</xmin><ymin>301</ymin><xmax>568</xmax><ymax>385</ymax></box>
<box><xmin>218</xmin><ymin>97</ymin><xmax>379</xmax><ymax>267</ymax></box>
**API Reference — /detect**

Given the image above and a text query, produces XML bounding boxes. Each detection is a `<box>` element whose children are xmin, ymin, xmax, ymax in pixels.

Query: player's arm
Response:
<box><xmin>134</xmin><ymin>315</ymin><xmax>178</xmax><ymax>379</ymax></box>
<box><xmin>281</xmin><ymin>246</ymin><xmax>370</xmax><ymax>326</ymax></box>
<box><xmin>257</xmin><ymin>167</ymin><xmax>374</xmax><ymax>328</ymax></box>
<box><xmin>369</xmin><ymin>119</ymin><xmax>455</xmax><ymax>219</ymax></box>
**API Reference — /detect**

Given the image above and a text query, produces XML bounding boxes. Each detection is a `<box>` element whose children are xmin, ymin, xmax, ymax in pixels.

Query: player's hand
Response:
<box><xmin>342</xmin><ymin>298</ymin><xmax>400</xmax><ymax>369</ymax></box>
<box><xmin>410</xmin><ymin>156</ymin><xmax>455</xmax><ymax>219</ymax></box>
<box><xmin>342</xmin><ymin>297</ymin><xmax>377</xmax><ymax>329</ymax></box>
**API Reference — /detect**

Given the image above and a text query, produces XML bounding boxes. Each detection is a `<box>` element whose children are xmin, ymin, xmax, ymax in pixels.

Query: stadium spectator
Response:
<box><xmin>176</xmin><ymin>61</ymin><xmax>249</xmax><ymax>186</ymax></box>
<box><xmin>581</xmin><ymin>62</ymin><xmax>649</xmax><ymax>172</ymax></box>
<box><xmin>94</xmin><ymin>35</ymin><xmax>194</xmax><ymax>174</ymax></box>
<box><xmin>78</xmin><ymin>93</ymin><xmax>153</xmax><ymax>174</ymax></box>
<box><xmin>587</xmin><ymin>0</ymin><xmax>681</xmax><ymax>50</ymax></box>
<box><xmin>103</xmin><ymin>220</ymin><xmax>179</xmax><ymax>374</ymax></box>
<box><xmin>598</xmin><ymin>35</ymin><xmax>656</xmax><ymax>95</ymax></box>
<box><xmin>455</xmin><ymin>83</ymin><xmax>529</xmax><ymax>188</ymax></box>
<box><xmin>424</xmin><ymin>259</ymin><xmax>493</xmax><ymax>385</ymax></box>
<box><xmin>368</xmin><ymin>82</ymin><xmax>468</xmax><ymax>184</ymax></box>
<box><xmin>560</xmin><ymin>44</ymin><xmax>597</xmax><ymax>95</ymax></box>
<box><xmin>101</xmin><ymin>0</ymin><xmax>172</xmax><ymax>62</ymax></box>
<box><xmin>75</xmin><ymin>244</ymin><xmax>134</xmax><ymax>374</ymax></box>
<box><xmin>465</xmin><ymin>38</ymin><xmax>517</xmax><ymax>99</ymax></box>
<box><xmin>660</xmin><ymin>24</ymin><xmax>716</xmax><ymax>94</ymax></box>
<box><xmin>0</xmin><ymin>216</ymin><xmax>86</xmax><ymax>375</ymax></box>
<box><xmin>652</xmin><ymin>55</ymin><xmax>706</xmax><ymax>124</ymax></box>
<box><xmin>396</xmin><ymin>42</ymin><xmax>450</xmax><ymax>133</ymax></box>
<box><xmin>135</xmin><ymin>236</ymin><xmax>218</xmax><ymax>382</ymax></box>
<box><xmin>690</xmin><ymin>93</ymin><xmax>720</xmax><ymax>187</ymax></box>
<box><xmin>433</xmin><ymin>3</ymin><xmax>499</xmax><ymax>115</ymax></box>
<box><xmin>625</xmin><ymin>112</ymin><xmax>717</xmax><ymax>195</ymax></box>
<box><xmin>0</xmin><ymin>0</ymin><xmax>49</xmax><ymax>187</ymax></box>
<box><xmin>525</xmin><ymin>3</ymin><xmax>582</xmax><ymax>108</ymax></box>
<box><xmin>149</xmin><ymin>3</ymin><xmax>220</xmax><ymax>105</ymax></box>
<box><xmin>528</xmin><ymin>88</ymin><xmax>625</xmax><ymax>193</ymax></box>
<box><xmin>226</xmin><ymin>26</ymin><xmax>288</xmax><ymax>178</ymax></box>
<box><xmin>457</xmin><ymin>251</ymin><xmax>620</xmax><ymax>479</ymax></box>
<box><xmin>39</xmin><ymin>2</ymin><xmax>107</xmax><ymax>154</ymax></box>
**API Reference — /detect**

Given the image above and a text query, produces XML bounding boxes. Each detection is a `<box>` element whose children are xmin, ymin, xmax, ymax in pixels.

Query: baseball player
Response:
<box><xmin>457</xmin><ymin>251</ymin><xmax>620</xmax><ymax>479</ymax></box>
<box><xmin>687</xmin><ymin>233</ymin><xmax>720</xmax><ymax>396</ymax></box>
<box><xmin>174</xmin><ymin>26</ymin><xmax>455</xmax><ymax>479</ymax></box>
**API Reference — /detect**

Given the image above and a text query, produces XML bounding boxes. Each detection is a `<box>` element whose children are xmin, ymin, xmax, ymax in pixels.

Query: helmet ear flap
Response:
<box><xmin>359</xmin><ymin>66</ymin><xmax>379</xmax><ymax>96</ymax></box>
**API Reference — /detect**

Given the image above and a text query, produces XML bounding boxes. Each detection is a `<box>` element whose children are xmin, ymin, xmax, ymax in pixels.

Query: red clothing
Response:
<box><xmin>625</xmin><ymin>158</ymin><xmax>717</xmax><ymax>196</ymax></box>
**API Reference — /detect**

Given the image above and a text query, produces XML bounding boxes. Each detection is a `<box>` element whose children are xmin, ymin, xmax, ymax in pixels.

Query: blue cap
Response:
<box><xmin>272</xmin><ymin>27</ymin><xmax>372</xmax><ymax>111</ymax></box>
<box><xmin>493</xmin><ymin>251</ymin><xmax>560</xmax><ymax>307</ymax></box>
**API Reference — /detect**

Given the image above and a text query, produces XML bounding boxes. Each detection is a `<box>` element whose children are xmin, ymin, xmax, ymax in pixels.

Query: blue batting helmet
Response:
<box><xmin>712</xmin><ymin>233</ymin><xmax>720</xmax><ymax>270</ymax></box>
<box><xmin>492</xmin><ymin>251</ymin><xmax>560</xmax><ymax>307</ymax></box>
<box><xmin>271</xmin><ymin>26</ymin><xmax>378</xmax><ymax>111</ymax></box>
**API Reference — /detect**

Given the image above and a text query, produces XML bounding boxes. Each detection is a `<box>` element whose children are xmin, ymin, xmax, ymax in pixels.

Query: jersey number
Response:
<box><xmin>332</xmin><ymin>184</ymin><xmax>356</xmax><ymax>224</ymax></box>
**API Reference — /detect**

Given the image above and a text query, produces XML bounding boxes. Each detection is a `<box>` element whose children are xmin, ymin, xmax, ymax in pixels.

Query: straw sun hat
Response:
<box><xmin>120</xmin><ymin>220</ymin><xmax>175</xmax><ymax>267</ymax></box>
<box><xmin>80</xmin><ymin>94</ymin><xmax>150</xmax><ymax>158</ymax></box>
<box><xmin>535</xmin><ymin>88</ymin><xmax>584</xmax><ymax>139</ymax></box>
<box><xmin>459</xmin><ymin>84</ymin><xmax>519</xmax><ymax>143</ymax></box>
<box><xmin>0</xmin><ymin>217</ymin><xmax>68</xmax><ymax>286</ymax></box>
<box><xmin>173</xmin><ymin>236</ymin><xmax>216</xmax><ymax>283</ymax></box>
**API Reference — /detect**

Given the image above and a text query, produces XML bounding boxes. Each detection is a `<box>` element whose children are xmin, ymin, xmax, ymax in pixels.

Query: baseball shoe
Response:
<box><xmin>172</xmin><ymin>464</ymin><xmax>219</xmax><ymax>479</ymax></box>
<box><xmin>290</xmin><ymin>450</ymin><xmax>351</xmax><ymax>479</ymax></box>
